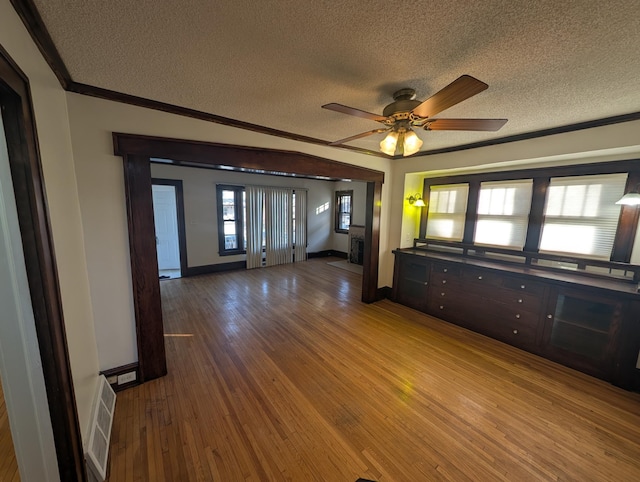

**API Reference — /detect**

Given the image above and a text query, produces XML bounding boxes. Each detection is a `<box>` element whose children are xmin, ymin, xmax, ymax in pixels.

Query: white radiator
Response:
<box><xmin>86</xmin><ymin>375</ymin><xmax>116</xmax><ymax>482</ymax></box>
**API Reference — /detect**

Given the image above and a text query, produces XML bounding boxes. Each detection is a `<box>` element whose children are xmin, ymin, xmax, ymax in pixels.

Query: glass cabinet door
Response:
<box><xmin>544</xmin><ymin>288</ymin><xmax>623</xmax><ymax>376</ymax></box>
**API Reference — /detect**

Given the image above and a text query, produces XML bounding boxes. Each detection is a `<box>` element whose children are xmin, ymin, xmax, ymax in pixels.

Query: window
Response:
<box><xmin>539</xmin><ymin>173</ymin><xmax>626</xmax><ymax>259</ymax></box>
<box><xmin>216</xmin><ymin>185</ymin><xmax>246</xmax><ymax>255</ymax></box>
<box><xmin>474</xmin><ymin>179</ymin><xmax>533</xmax><ymax>249</ymax></box>
<box><xmin>425</xmin><ymin>184</ymin><xmax>469</xmax><ymax>241</ymax></box>
<box><xmin>335</xmin><ymin>190</ymin><xmax>353</xmax><ymax>233</ymax></box>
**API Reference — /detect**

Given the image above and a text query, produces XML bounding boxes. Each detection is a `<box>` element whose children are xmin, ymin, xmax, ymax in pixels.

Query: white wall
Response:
<box><xmin>65</xmin><ymin>93</ymin><xmax>391</xmax><ymax>371</ymax></box>
<box><xmin>1</xmin><ymin>0</ymin><xmax>100</xmax><ymax>451</ymax></box>
<box><xmin>150</xmin><ymin>163</ymin><xmax>340</xmax><ymax>266</ymax></box>
<box><xmin>331</xmin><ymin>180</ymin><xmax>368</xmax><ymax>253</ymax></box>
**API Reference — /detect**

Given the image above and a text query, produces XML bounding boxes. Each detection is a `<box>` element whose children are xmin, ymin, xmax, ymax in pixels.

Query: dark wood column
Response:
<box><xmin>363</xmin><ymin>181</ymin><xmax>382</xmax><ymax>302</ymax></box>
<box><xmin>122</xmin><ymin>154</ymin><xmax>167</xmax><ymax>381</ymax></box>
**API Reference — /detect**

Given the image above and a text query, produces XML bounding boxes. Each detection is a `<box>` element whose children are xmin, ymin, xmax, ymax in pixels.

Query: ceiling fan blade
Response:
<box><xmin>322</xmin><ymin>103</ymin><xmax>389</xmax><ymax>123</ymax></box>
<box><xmin>412</xmin><ymin>75</ymin><xmax>489</xmax><ymax>118</ymax></box>
<box><xmin>424</xmin><ymin>118</ymin><xmax>508</xmax><ymax>131</ymax></box>
<box><xmin>329</xmin><ymin>128</ymin><xmax>390</xmax><ymax>145</ymax></box>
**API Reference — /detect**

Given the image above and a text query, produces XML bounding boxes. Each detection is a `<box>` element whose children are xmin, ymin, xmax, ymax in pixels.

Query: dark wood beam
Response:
<box><xmin>113</xmin><ymin>133</ymin><xmax>385</xmax><ymax>183</ymax></box>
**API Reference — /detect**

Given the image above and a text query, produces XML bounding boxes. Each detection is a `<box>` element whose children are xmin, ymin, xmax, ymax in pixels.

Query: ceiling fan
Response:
<box><xmin>322</xmin><ymin>75</ymin><xmax>507</xmax><ymax>157</ymax></box>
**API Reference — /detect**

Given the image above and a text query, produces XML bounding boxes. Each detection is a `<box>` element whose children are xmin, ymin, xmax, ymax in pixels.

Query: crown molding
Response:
<box><xmin>10</xmin><ymin>0</ymin><xmax>640</xmax><ymax>160</ymax></box>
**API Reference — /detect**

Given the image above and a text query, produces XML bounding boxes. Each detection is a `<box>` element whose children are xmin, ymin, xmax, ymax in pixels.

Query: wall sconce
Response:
<box><xmin>406</xmin><ymin>193</ymin><xmax>426</xmax><ymax>207</ymax></box>
<box><xmin>616</xmin><ymin>184</ymin><xmax>640</xmax><ymax>205</ymax></box>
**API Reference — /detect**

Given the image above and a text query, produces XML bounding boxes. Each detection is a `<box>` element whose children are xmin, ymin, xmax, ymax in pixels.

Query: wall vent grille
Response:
<box><xmin>86</xmin><ymin>375</ymin><xmax>116</xmax><ymax>482</ymax></box>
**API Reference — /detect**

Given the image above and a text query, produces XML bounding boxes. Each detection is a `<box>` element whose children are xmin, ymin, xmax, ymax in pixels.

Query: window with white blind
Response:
<box><xmin>426</xmin><ymin>183</ymin><xmax>469</xmax><ymax>241</ymax></box>
<box><xmin>474</xmin><ymin>179</ymin><xmax>533</xmax><ymax>249</ymax></box>
<box><xmin>539</xmin><ymin>173</ymin><xmax>627</xmax><ymax>259</ymax></box>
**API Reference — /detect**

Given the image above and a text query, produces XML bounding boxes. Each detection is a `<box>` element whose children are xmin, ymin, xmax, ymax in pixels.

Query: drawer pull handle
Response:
<box><xmin>518</xmin><ymin>298</ymin><xmax>523</xmax><ymax>303</ymax></box>
<box><xmin>439</xmin><ymin>305</ymin><xmax>444</xmax><ymax>310</ymax></box>
<box><xmin>547</xmin><ymin>314</ymin><xmax>553</xmax><ymax>319</ymax></box>
<box><xmin>441</xmin><ymin>292</ymin><xmax>445</xmax><ymax>296</ymax></box>
<box><xmin>520</xmin><ymin>284</ymin><xmax>526</xmax><ymax>289</ymax></box>
<box><xmin>515</xmin><ymin>314</ymin><xmax>521</xmax><ymax>319</ymax></box>
<box><xmin>443</xmin><ymin>268</ymin><xmax>448</xmax><ymax>273</ymax></box>
<box><xmin>513</xmin><ymin>329</ymin><xmax>518</xmax><ymax>334</ymax></box>
<box><xmin>424</xmin><ymin>282</ymin><xmax>429</xmax><ymax>286</ymax></box>
<box><xmin>442</xmin><ymin>280</ymin><xmax>447</xmax><ymax>284</ymax></box>
<box><xmin>478</xmin><ymin>275</ymin><xmax>483</xmax><ymax>280</ymax></box>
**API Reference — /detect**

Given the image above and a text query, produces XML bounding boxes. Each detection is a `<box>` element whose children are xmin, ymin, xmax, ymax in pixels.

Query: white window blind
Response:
<box><xmin>426</xmin><ymin>184</ymin><xmax>469</xmax><ymax>241</ymax></box>
<box><xmin>474</xmin><ymin>179</ymin><xmax>533</xmax><ymax>249</ymax></box>
<box><xmin>539</xmin><ymin>173</ymin><xmax>627</xmax><ymax>259</ymax></box>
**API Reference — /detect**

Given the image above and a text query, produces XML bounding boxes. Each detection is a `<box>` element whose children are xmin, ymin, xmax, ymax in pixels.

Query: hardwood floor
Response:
<box><xmin>107</xmin><ymin>258</ymin><xmax>640</xmax><ymax>481</ymax></box>
<box><xmin>0</xmin><ymin>375</ymin><xmax>20</xmax><ymax>481</ymax></box>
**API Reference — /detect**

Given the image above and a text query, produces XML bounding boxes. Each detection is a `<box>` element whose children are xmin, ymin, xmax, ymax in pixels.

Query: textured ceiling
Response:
<box><xmin>31</xmin><ymin>0</ymin><xmax>640</xmax><ymax>156</ymax></box>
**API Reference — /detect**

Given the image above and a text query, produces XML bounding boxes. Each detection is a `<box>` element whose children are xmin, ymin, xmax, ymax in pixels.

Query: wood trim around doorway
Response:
<box><xmin>0</xmin><ymin>45</ymin><xmax>85</xmax><ymax>481</ymax></box>
<box><xmin>114</xmin><ymin>133</ymin><xmax>385</xmax><ymax>382</ymax></box>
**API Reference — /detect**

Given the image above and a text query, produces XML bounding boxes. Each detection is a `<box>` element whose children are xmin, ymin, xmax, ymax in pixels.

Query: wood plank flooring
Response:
<box><xmin>0</xmin><ymin>374</ymin><xmax>20</xmax><ymax>481</ymax></box>
<box><xmin>106</xmin><ymin>258</ymin><xmax>640</xmax><ymax>481</ymax></box>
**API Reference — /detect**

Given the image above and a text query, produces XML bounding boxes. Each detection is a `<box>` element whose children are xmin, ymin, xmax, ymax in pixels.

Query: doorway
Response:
<box><xmin>152</xmin><ymin>178</ymin><xmax>187</xmax><ymax>280</ymax></box>
<box><xmin>115</xmin><ymin>135</ymin><xmax>383</xmax><ymax>382</ymax></box>
<box><xmin>1</xmin><ymin>47</ymin><xmax>84</xmax><ymax>480</ymax></box>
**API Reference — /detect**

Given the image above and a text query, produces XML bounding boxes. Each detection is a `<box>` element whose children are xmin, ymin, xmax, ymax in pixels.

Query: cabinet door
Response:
<box><xmin>542</xmin><ymin>288</ymin><xmax>623</xmax><ymax>378</ymax></box>
<box><xmin>393</xmin><ymin>256</ymin><xmax>430</xmax><ymax>311</ymax></box>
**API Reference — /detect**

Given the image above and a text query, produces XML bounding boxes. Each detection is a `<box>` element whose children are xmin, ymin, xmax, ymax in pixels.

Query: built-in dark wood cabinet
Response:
<box><xmin>392</xmin><ymin>245</ymin><xmax>640</xmax><ymax>391</ymax></box>
<box><xmin>392</xmin><ymin>255</ymin><xmax>430</xmax><ymax>311</ymax></box>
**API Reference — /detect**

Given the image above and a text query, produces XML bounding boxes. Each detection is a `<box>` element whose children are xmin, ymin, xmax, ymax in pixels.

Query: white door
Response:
<box><xmin>152</xmin><ymin>184</ymin><xmax>181</xmax><ymax>272</ymax></box>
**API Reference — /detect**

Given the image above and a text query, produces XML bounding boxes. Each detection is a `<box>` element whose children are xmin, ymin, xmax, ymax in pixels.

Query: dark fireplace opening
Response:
<box><xmin>350</xmin><ymin>237</ymin><xmax>364</xmax><ymax>265</ymax></box>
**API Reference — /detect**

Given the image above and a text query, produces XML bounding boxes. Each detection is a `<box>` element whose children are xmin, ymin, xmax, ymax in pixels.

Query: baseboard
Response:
<box><xmin>376</xmin><ymin>286</ymin><xmax>392</xmax><ymax>301</ymax></box>
<box><xmin>308</xmin><ymin>250</ymin><xmax>348</xmax><ymax>259</ymax></box>
<box><xmin>184</xmin><ymin>260</ymin><xmax>247</xmax><ymax>277</ymax></box>
<box><xmin>100</xmin><ymin>362</ymin><xmax>140</xmax><ymax>392</ymax></box>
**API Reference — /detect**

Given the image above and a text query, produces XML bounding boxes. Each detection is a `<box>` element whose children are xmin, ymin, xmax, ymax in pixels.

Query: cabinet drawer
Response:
<box><xmin>462</xmin><ymin>267</ymin><xmax>503</xmax><ymax>287</ymax></box>
<box><xmin>501</xmin><ymin>276</ymin><xmax>546</xmax><ymax>295</ymax></box>
<box><xmin>427</xmin><ymin>296</ymin><xmax>538</xmax><ymax>347</ymax></box>
<box><xmin>501</xmin><ymin>291</ymin><xmax>543</xmax><ymax>315</ymax></box>
<box><xmin>431</xmin><ymin>262</ymin><xmax>461</xmax><ymax>277</ymax></box>
<box><xmin>487</xmin><ymin>319</ymin><xmax>538</xmax><ymax>347</ymax></box>
<box><xmin>430</xmin><ymin>272</ymin><xmax>463</xmax><ymax>288</ymax></box>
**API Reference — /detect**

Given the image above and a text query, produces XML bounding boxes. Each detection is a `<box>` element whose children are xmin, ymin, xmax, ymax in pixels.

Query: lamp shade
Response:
<box><xmin>413</xmin><ymin>197</ymin><xmax>426</xmax><ymax>207</ymax></box>
<box><xmin>380</xmin><ymin>131</ymin><xmax>399</xmax><ymax>156</ymax></box>
<box><xmin>402</xmin><ymin>129</ymin><xmax>423</xmax><ymax>157</ymax></box>
<box><xmin>616</xmin><ymin>192</ymin><xmax>640</xmax><ymax>205</ymax></box>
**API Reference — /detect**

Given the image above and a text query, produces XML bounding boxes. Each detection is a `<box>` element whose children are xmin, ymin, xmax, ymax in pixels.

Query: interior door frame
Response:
<box><xmin>114</xmin><ymin>133</ymin><xmax>384</xmax><ymax>381</ymax></box>
<box><xmin>0</xmin><ymin>46</ymin><xmax>85</xmax><ymax>481</ymax></box>
<box><xmin>152</xmin><ymin>178</ymin><xmax>188</xmax><ymax>276</ymax></box>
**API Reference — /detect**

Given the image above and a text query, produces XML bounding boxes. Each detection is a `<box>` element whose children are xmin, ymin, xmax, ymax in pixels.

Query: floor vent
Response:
<box><xmin>86</xmin><ymin>375</ymin><xmax>117</xmax><ymax>482</ymax></box>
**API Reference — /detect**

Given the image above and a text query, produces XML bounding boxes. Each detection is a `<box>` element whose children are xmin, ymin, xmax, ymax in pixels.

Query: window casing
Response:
<box><xmin>539</xmin><ymin>173</ymin><xmax>627</xmax><ymax>259</ymax></box>
<box><xmin>474</xmin><ymin>179</ymin><xmax>533</xmax><ymax>249</ymax></box>
<box><xmin>425</xmin><ymin>184</ymin><xmax>469</xmax><ymax>242</ymax></box>
<box><xmin>216</xmin><ymin>185</ymin><xmax>246</xmax><ymax>255</ymax></box>
<box><xmin>335</xmin><ymin>190</ymin><xmax>353</xmax><ymax>233</ymax></box>
<box><xmin>418</xmin><ymin>160</ymin><xmax>640</xmax><ymax>264</ymax></box>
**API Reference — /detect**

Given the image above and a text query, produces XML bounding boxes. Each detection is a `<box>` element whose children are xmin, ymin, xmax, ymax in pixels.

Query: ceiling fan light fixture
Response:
<box><xmin>380</xmin><ymin>130</ymin><xmax>399</xmax><ymax>156</ymax></box>
<box><xmin>402</xmin><ymin>129</ymin><xmax>423</xmax><ymax>157</ymax></box>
